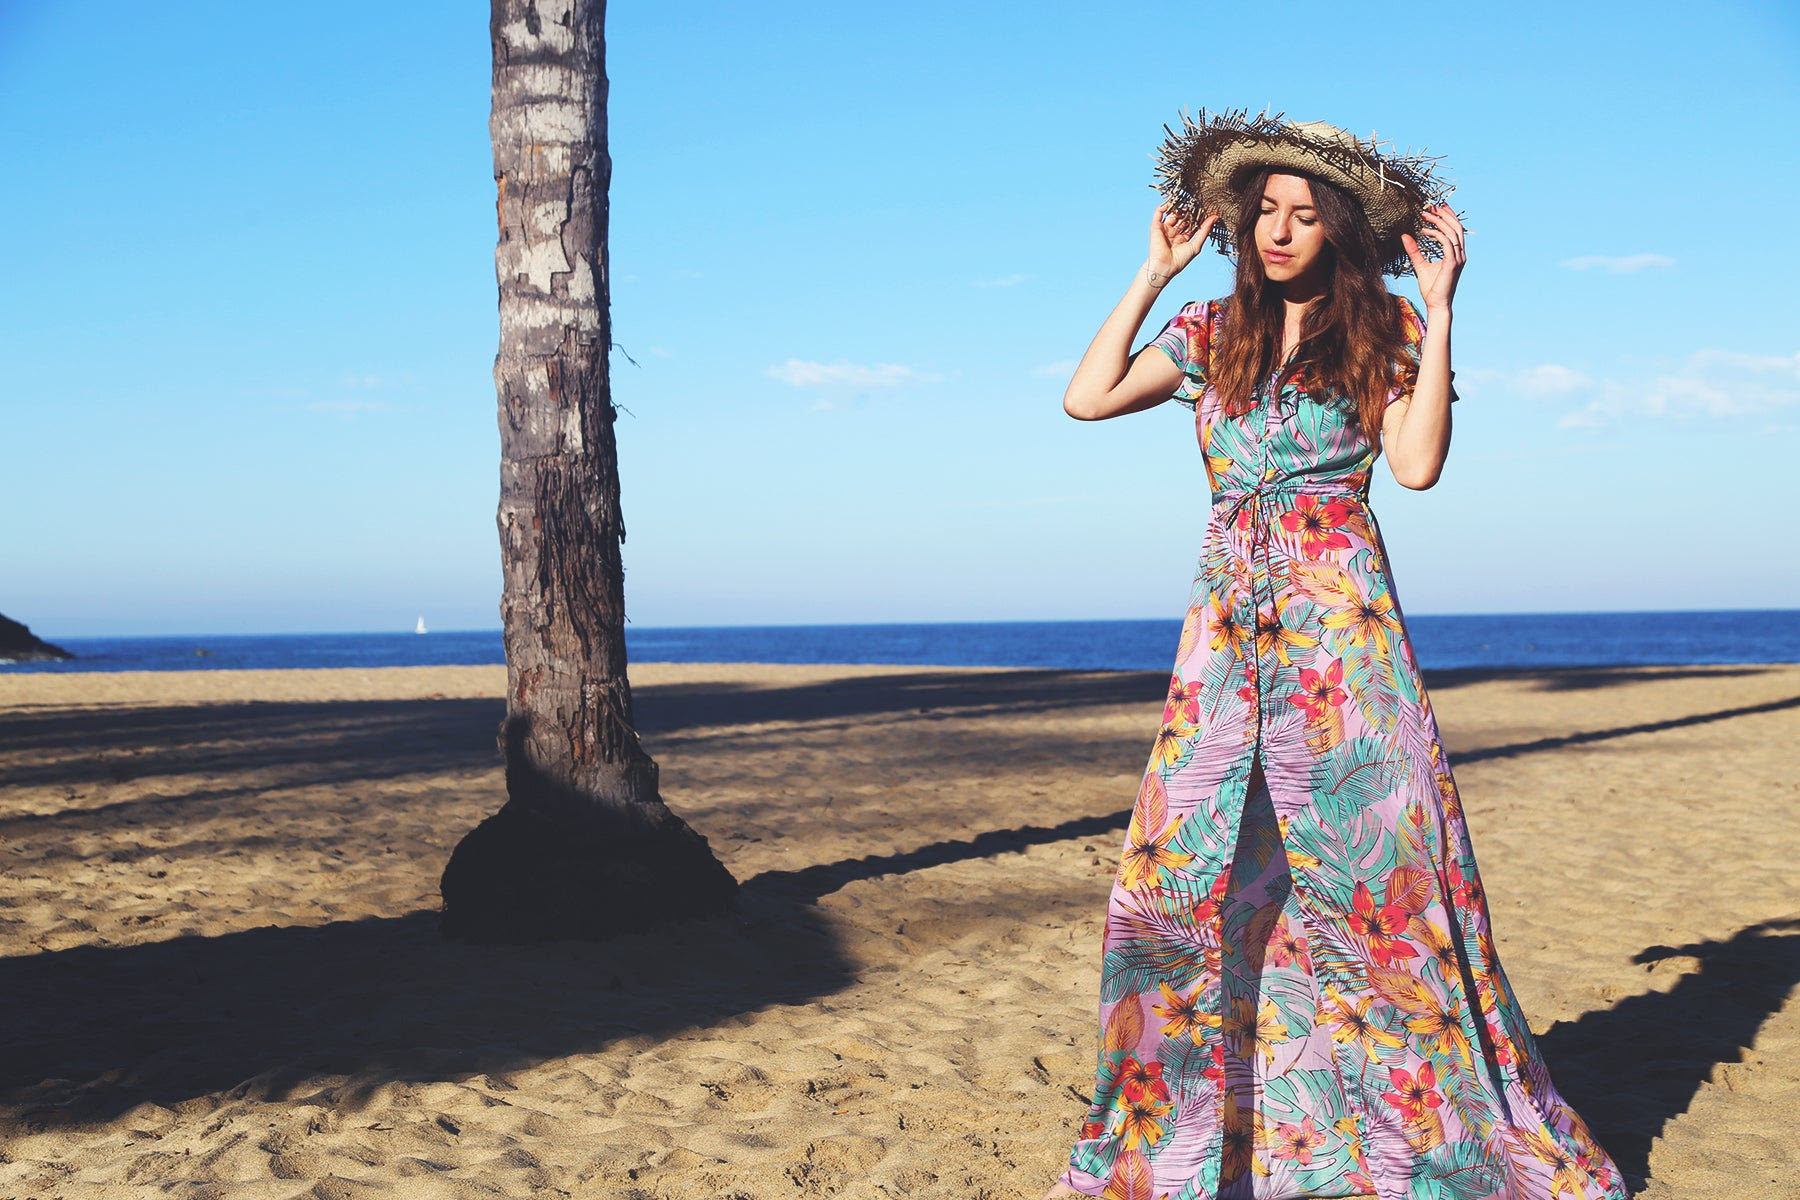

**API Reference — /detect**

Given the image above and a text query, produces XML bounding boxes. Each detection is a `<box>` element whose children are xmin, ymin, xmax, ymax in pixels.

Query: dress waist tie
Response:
<box><xmin>1207</xmin><ymin>482</ymin><xmax>1370</xmax><ymax>710</ymax></box>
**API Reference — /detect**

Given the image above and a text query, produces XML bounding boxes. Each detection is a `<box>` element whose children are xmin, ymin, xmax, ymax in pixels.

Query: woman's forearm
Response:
<box><xmin>1385</xmin><ymin>306</ymin><xmax>1454</xmax><ymax>488</ymax></box>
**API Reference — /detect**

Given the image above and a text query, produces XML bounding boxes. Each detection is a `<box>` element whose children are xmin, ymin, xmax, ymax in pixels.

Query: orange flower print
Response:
<box><xmin>1289</xmin><ymin>657</ymin><xmax>1347</xmax><ymax>720</ymax></box>
<box><xmin>1321</xmin><ymin>582</ymin><xmax>1403</xmax><ymax>656</ymax></box>
<box><xmin>1403</xmin><ymin>994</ymin><xmax>1473</xmax><ymax>1064</ymax></box>
<box><xmin>1118</xmin><ymin>777</ymin><xmax>1194</xmax><ymax>891</ymax></box>
<box><xmin>1333</xmin><ymin>1114</ymin><xmax>1368</xmax><ymax>1171</ymax></box>
<box><xmin>1153</xmin><ymin>981</ymin><xmax>1219</xmax><ymax>1039</ymax></box>
<box><xmin>1279</xmin><ymin>495</ymin><xmax>1354</xmax><ymax>558</ymax></box>
<box><xmin>1516</xmin><ymin>1123</ymin><xmax>1593</xmax><ymax>1199</ymax></box>
<box><xmin>1150</xmin><ymin>720</ymin><xmax>1193</xmax><ymax>771</ymax></box>
<box><xmin>1269</xmin><ymin>1116</ymin><xmax>1327</xmax><ymax>1166</ymax></box>
<box><xmin>1252</xmin><ymin>594</ymin><xmax>1318</xmax><ymax>665</ymax></box>
<box><xmin>1224</xmin><ymin>997</ymin><xmax>1289</xmax><ymax>1067</ymax></box>
<box><xmin>1382</xmin><ymin>1062</ymin><xmax>1443</xmax><ymax>1121</ymax></box>
<box><xmin>1208</xmin><ymin>592</ymin><xmax>1245</xmax><ymax>659</ymax></box>
<box><xmin>1349</xmin><ymin>882</ymin><xmax>1418</xmax><ymax>967</ymax></box>
<box><xmin>1319</xmin><ymin>984</ymin><xmax>1403</xmax><ymax>1062</ymax></box>
<box><xmin>1220</xmin><ymin>1092</ymin><xmax>1268</xmax><ymax>1183</ymax></box>
<box><xmin>1113</xmin><ymin>1092</ymin><xmax>1173</xmax><ymax>1151</ymax></box>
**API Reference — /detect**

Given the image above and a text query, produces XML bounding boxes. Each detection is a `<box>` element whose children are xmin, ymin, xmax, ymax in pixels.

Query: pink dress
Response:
<box><xmin>1057</xmin><ymin>296</ymin><xmax>1626</xmax><ymax>1200</ymax></box>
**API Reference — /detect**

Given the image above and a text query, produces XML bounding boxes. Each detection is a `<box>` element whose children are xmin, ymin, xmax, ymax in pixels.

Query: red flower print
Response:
<box><xmin>1349</xmin><ymin>882</ymin><xmax>1417</xmax><ymax>967</ymax></box>
<box><xmin>1202</xmin><ymin>1041</ymin><xmax>1225</xmax><ymax>1084</ymax></box>
<box><xmin>1193</xmin><ymin>866</ymin><xmax>1232</xmax><ymax>924</ymax></box>
<box><xmin>1382</xmin><ymin>1062</ymin><xmax>1442</xmax><ymax>1120</ymax></box>
<box><xmin>1268</xmin><ymin>916</ymin><xmax>1311</xmax><ymax>970</ymax></box>
<box><xmin>1279</xmin><ymin>495</ymin><xmax>1354</xmax><ymax>558</ymax></box>
<box><xmin>1118</xmin><ymin>1056</ymin><xmax>1170</xmax><ymax>1104</ymax></box>
<box><xmin>1289</xmin><ymin>657</ymin><xmax>1347</xmax><ymax>720</ymax></box>
<box><xmin>1269</xmin><ymin>1116</ymin><xmax>1327</xmax><ymax>1165</ymax></box>
<box><xmin>1165</xmin><ymin>676</ymin><xmax>1201</xmax><ymax>726</ymax></box>
<box><xmin>1486</xmin><ymin>1012</ymin><xmax>1514</xmax><ymax>1067</ymax></box>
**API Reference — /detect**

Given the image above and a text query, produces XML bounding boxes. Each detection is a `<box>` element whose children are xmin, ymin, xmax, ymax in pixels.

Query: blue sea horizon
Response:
<box><xmin>4</xmin><ymin>610</ymin><xmax>1790</xmax><ymax>675</ymax></box>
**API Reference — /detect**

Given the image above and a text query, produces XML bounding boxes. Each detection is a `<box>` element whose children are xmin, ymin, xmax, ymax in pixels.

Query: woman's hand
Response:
<box><xmin>1401</xmin><ymin>203</ymin><xmax>1466</xmax><ymax>314</ymax></box>
<box><xmin>1146</xmin><ymin>204</ymin><xmax>1217</xmax><ymax>289</ymax></box>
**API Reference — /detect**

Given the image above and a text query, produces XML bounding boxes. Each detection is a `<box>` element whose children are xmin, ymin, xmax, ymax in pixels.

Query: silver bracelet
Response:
<box><xmin>1144</xmin><ymin>264</ymin><xmax>1172</xmax><ymax>289</ymax></box>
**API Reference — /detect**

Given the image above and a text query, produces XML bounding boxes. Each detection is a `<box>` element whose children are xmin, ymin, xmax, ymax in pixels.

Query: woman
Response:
<box><xmin>1043</xmin><ymin>113</ymin><xmax>1626</xmax><ymax>1200</ymax></box>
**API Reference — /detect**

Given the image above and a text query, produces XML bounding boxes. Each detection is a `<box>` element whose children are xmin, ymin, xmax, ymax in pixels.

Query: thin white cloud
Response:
<box><xmin>1556</xmin><ymin>349</ymin><xmax>1800</xmax><ymax>428</ymax></box>
<box><xmin>1511</xmin><ymin>364</ymin><xmax>1592</xmax><ymax>397</ymax></box>
<box><xmin>308</xmin><ymin>399</ymin><xmax>391</xmax><ymax>414</ymax></box>
<box><xmin>1559</xmin><ymin>253</ymin><xmax>1675</xmax><ymax>274</ymax></box>
<box><xmin>767</xmin><ymin>359</ymin><xmax>917</xmax><ymax>388</ymax></box>
<box><xmin>975</xmin><ymin>273</ymin><xmax>1031</xmax><ymax>288</ymax></box>
<box><xmin>1031</xmin><ymin>359</ymin><xmax>1080</xmax><ymax>378</ymax></box>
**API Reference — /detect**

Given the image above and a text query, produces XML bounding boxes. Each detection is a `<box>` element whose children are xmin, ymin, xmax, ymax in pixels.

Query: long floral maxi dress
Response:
<box><xmin>1057</xmin><ymin>296</ymin><xmax>1626</xmax><ymax>1200</ymax></box>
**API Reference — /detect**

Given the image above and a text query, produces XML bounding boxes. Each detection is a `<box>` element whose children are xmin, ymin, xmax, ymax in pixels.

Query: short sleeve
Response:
<box><xmin>1390</xmin><ymin>295</ymin><xmax>1459</xmax><ymax>406</ymax></box>
<box><xmin>1146</xmin><ymin>300</ymin><xmax>1214</xmax><ymax>409</ymax></box>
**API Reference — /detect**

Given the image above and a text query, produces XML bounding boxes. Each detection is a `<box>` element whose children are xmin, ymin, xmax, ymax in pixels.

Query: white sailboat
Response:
<box><xmin>415</xmin><ymin>616</ymin><xmax>428</xmax><ymax>635</ymax></box>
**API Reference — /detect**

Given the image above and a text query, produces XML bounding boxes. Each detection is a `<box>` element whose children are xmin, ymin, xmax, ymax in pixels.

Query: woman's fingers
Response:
<box><xmin>1421</xmin><ymin>207</ymin><xmax>1467</xmax><ymax>258</ymax></box>
<box><xmin>1401</xmin><ymin>231</ymin><xmax>1430</xmax><ymax>274</ymax></box>
<box><xmin>1416</xmin><ymin>215</ymin><xmax>1466</xmax><ymax>268</ymax></box>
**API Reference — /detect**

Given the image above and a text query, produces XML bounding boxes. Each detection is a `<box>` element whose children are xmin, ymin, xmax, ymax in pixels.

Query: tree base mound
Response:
<box><xmin>439</xmin><ymin>800</ymin><xmax>738</xmax><ymax>943</ymax></box>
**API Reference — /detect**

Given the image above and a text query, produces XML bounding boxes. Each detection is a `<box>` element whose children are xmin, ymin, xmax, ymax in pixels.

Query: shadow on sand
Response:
<box><xmin>0</xmin><ymin>891</ymin><xmax>855</xmax><ymax>1126</ymax></box>
<box><xmin>1540</xmin><ymin>918</ymin><xmax>1800</xmax><ymax>1180</ymax></box>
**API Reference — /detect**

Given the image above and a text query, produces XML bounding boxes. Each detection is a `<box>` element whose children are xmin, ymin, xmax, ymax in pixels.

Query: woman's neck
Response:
<box><xmin>1274</xmin><ymin>284</ymin><xmax>1325</xmax><ymax>362</ymax></box>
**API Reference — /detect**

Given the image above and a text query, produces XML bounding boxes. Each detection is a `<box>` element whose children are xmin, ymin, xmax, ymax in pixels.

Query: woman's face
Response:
<box><xmin>1254</xmin><ymin>172</ymin><xmax>1330</xmax><ymax>286</ymax></box>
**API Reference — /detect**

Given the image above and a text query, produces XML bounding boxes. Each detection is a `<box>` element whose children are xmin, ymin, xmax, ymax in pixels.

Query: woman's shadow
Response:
<box><xmin>1537</xmin><ymin>917</ymin><xmax>1800</xmax><ymax>1179</ymax></box>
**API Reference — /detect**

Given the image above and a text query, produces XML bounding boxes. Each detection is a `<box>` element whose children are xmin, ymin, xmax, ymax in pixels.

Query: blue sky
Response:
<box><xmin>3</xmin><ymin>1</ymin><xmax>1796</xmax><ymax>636</ymax></box>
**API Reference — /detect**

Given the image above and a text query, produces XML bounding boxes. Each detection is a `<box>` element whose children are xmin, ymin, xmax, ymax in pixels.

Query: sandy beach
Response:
<box><xmin>1</xmin><ymin>660</ymin><xmax>1796</xmax><ymax>1198</ymax></box>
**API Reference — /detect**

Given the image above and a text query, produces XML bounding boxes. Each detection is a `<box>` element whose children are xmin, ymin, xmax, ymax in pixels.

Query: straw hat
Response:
<box><xmin>1154</xmin><ymin>108</ymin><xmax>1456</xmax><ymax>277</ymax></box>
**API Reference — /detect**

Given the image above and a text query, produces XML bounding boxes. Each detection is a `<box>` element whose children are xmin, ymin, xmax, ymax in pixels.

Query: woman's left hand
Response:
<box><xmin>1401</xmin><ymin>203</ymin><xmax>1466</xmax><ymax>314</ymax></box>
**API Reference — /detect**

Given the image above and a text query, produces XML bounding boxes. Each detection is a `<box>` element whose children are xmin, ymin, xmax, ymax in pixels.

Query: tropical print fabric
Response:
<box><xmin>1058</xmin><ymin>296</ymin><xmax>1625</xmax><ymax>1200</ymax></box>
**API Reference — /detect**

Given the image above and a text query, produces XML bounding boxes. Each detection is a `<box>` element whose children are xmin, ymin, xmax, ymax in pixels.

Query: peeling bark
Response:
<box><xmin>440</xmin><ymin>0</ymin><xmax>736</xmax><ymax>942</ymax></box>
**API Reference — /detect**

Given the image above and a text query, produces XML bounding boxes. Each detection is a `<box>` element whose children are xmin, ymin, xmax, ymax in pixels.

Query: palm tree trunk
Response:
<box><xmin>440</xmin><ymin>0</ymin><xmax>736</xmax><ymax>942</ymax></box>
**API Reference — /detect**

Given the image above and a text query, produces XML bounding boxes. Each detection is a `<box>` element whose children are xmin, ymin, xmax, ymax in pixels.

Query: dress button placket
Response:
<box><xmin>1252</xmin><ymin>375</ymin><xmax>1283</xmax><ymax>732</ymax></box>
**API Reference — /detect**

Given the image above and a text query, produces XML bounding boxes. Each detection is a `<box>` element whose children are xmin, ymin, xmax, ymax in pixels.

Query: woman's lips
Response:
<box><xmin>1263</xmin><ymin>250</ymin><xmax>1292</xmax><ymax>263</ymax></box>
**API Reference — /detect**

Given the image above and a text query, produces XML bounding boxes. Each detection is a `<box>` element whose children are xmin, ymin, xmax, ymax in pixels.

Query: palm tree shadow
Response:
<box><xmin>1538</xmin><ymin>917</ymin><xmax>1800</xmax><ymax>1180</ymax></box>
<box><xmin>0</xmin><ymin>891</ymin><xmax>854</xmax><ymax>1127</ymax></box>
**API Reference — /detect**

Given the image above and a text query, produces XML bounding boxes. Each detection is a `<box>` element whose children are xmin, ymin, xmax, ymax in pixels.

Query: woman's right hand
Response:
<box><xmin>1145</xmin><ymin>204</ymin><xmax>1217</xmax><ymax>288</ymax></box>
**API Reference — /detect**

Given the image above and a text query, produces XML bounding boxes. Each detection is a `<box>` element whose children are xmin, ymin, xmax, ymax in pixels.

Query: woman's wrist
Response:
<box><xmin>1143</xmin><ymin>260</ymin><xmax>1177</xmax><ymax>290</ymax></box>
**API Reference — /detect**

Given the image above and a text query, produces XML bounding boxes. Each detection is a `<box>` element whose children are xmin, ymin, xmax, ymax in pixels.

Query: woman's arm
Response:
<box><xmin>1382</xmin><ymin>205</ymin><xmax>1467</xmax><ymax>489</ymax></box>
<box><xmin>1063</xmin><ymin>207</ymin><xmax>1217</xmax><ymax>421</ymax></box>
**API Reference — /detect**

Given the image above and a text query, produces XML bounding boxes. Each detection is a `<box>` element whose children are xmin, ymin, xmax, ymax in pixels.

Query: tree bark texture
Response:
<box><xmin>440</xmin><ymin>0</ymin><xmax>737</xmax><ymax>942</ymax></box>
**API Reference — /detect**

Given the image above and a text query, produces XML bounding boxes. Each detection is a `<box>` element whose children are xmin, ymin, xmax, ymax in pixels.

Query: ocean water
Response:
<box><xmin>4</xmin><ymin>610</ymin><xmax>1793</xmax><ymax>675</ymax></box>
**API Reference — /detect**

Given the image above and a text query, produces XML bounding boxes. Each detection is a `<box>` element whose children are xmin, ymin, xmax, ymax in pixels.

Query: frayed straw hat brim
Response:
<box><xmin>1154</xmin><ymin>109</ymin><xmax>1457</xmax><ymax>278</ymax></box>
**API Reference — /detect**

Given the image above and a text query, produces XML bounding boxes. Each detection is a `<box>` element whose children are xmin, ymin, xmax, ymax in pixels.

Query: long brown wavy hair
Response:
<box><xmin>1210</xmin><ymin>168</ymin><xmax>1415</xmax><ymax>450</ymax></box>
